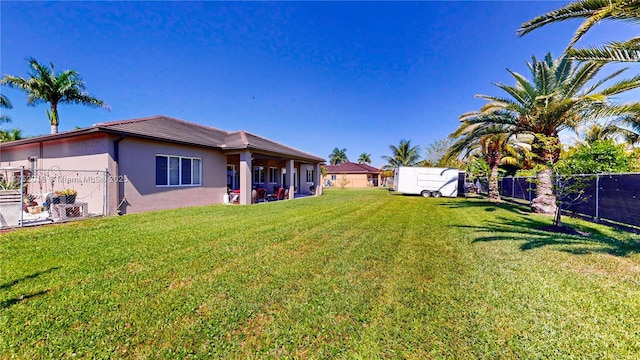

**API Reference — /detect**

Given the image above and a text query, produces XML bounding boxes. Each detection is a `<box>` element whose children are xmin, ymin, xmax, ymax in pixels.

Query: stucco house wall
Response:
<box><xmin>299</xmin><ymin>163</ymin><xmax>318</xmax><ymax>194</ymax></box>
<box><xmin>0</xmin><ymin>134</ymin><xmax>112</xmax><ymax>216</ymax></box>
<box><xmin>0</xmin><ymin>115</ymin><xmax>325</xmax><ymax>218</ymax></box>
<box><xmin>115</xmin><ymin>137</ymin><xmax>227</xmax><ymax>214</ymax></box>
<box><xmin>325</xmin><ymin>173</ymin><xmax>370</xmax><ymax>188</ymax></box>
<box><xmin>323</xmin><ymin>162</ymin><xmax>381</xmax><ymax>189</ymax></box>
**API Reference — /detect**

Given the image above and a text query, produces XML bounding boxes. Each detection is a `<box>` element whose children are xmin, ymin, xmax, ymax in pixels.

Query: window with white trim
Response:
<box><xmin>28</xmin><ymin>157</ymin><xmax>38</xmax><ymax>172</ymax></box>
<box><xmin>269</xmin><ymin>167</ymin><xmax>277</xmax><ymax>183</ymax></box>
<box><xmin>306</xmin><ymin>169</ymin><xmax>314</xmax><ymax>183</ymax></box>
<box><xmin>253</xmin><ymin>166</ymin><xmax>265</xmax><ymax>184</ymax></box>
<box><xmin>156</xmin><ymin>155</ymin><xmax>202</xmax><ymax>186</ymax></box>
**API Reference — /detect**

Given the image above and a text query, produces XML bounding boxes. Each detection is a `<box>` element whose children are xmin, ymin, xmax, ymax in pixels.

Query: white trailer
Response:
<box><xmin>393</xmin><ymin>167</ymin><xmax>459</xmax><ymax>197</ymax></box>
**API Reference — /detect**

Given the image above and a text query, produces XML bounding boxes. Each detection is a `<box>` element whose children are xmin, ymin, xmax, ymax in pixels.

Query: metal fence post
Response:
<box><xmin>104</xmin><ymin>168</ymin><xmax>109</xmax><ymax>216</ymax></box>
<box><xmin>595</xmin><ymin>174</ymin><xmax>600</xmax><ymax>222</ymax></box>
<box><xmin>511</xmin><ymin>177</ymin><xmax>515</xmax><ymax>200</ymax></box>
<box><xmin>19</xmin><ymin>167</ymin><xmax>24</xmax><ymax>228</ymax></box>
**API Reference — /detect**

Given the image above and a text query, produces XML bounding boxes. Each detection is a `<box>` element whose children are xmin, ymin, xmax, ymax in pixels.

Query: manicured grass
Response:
<box><xmin>2</xmin><ymin>188</ymin><xmax>640</xmax><ymax>359</ymax></box>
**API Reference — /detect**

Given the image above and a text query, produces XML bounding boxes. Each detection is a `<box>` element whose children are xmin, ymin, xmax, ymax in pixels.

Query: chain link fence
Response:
<box><xmin>0</xmin><ymin>167</ymin><xmax>108</xmax><ymax>229</ymax></box>
<box><xmin>494</xmin><ymin>173</ymin><xmax>640</xmax><ymax>229</ymax></box>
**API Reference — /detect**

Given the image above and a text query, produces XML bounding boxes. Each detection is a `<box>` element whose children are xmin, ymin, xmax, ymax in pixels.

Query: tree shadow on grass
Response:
<box><xmin>0</xmin><ymin>267</ymin><xmax>60</xmax><ymax>309</ymax></box>
<box><xmin>0</xmin><ymin>267</ymin><xmax>60</xmax><ymax>291</ymax></box>
<box><xmin>459</xmin><ymin>215</ymin><xmax>640</xmax><ymax>257</ymax></box>
<box><xmin>1</xmin><ymin>289</ymin><xmax>51</xmax><ymax>309</ymax></box>
<box><xmin>441</xmin><ymin>198</ymin><xmax>528</xmax><ymax>215</ymax></box>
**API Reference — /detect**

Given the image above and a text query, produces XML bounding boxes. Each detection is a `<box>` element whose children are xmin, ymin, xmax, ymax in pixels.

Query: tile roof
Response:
<box><xmin>95</xmin><ymin>115</ymin><xmax>229</xmax><ymax>147</ymax></box>
<box><xmin>1</xmin><ymin>115</ymin><xmax>324</xmax><ymax>163</ymax></box>
<box><xmin>325</xmin><ymin>162</ymin><xmax>380</xmax><ymax>174</ymax></box>
<box><xmin>223</xmin><ymin>131</ymin><xmax>324</xmax><ymax>161</ymax></box>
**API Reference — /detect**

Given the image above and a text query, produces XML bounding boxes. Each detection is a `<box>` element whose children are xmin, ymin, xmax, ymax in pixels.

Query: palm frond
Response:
<box><xmin>567</xmin><ymin>43</ymin><xmax>640</xmax><ymax>62</ymax></box>
<box><xmin>517</xmin><ymin>0</ymin><xmax>629</xmax><ymax>37</ymax></box>
<box><xmin>562</xmin><ymin>61</ymin><xmax>603</xmax><ymax>97</ymax></box>
<box><xmin>0</xmin><ymin>94</ymin><xmax>12</xmax><ymax>109</ymax></box>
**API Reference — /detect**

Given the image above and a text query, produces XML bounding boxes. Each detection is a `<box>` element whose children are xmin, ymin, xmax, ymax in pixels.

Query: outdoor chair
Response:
<box><xmin>267</xmin><ymin>186</ymin><xmax>284</xmax><ymax>201</ymax></box>
<box><xmin>256</xmin><ymin>188</ymin><xmax>267</xmax><ymax>203</ymax></box>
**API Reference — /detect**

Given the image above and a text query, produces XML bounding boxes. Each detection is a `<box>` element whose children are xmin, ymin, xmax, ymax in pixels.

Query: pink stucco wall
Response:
<box><xmin>1</xmin><ymin>133</ymin><xmax>229</xmax><ymax>217</ymax></box>
<box><xmin>0</xmin><ymin>134</ymin><xmax>112</xmax><ymax>216</ymax></box>
<box><xmin>115</xmin><ymin>137</ymin><xmax>227</xmax><ymax>214</ymax></box>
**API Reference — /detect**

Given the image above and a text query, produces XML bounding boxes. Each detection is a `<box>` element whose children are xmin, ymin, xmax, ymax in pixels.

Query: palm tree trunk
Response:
<box><xmin>531</xmin><ymin>168</ymin><xmax>557</xmax><ymax>214</ymax></box>
<box><xmin>48</xmin><ymin>104</ymin><xmax>59</xmax><ymax>134</ymax></box>
<box><xmin>488</xmin><ymin>162</ymin><xmax>501</xmax><ymax>202</ymax></box>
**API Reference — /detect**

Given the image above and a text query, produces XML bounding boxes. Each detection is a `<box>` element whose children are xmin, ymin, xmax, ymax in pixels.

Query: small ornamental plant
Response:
<box><xmin>56</xmin><ymin>188</ymin><xmax>78</xmax><ymax>196</ymax></box>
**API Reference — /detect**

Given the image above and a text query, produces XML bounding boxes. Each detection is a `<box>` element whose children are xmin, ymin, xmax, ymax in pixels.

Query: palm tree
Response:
<box><xmin>601</xmin><ymin>110</ymin><xmax>640</xmax><ymax>145</ymax></box>
<box><xmin>328</xmin><ymin>147</ymin><xmax>348</xmax><ymax>165</ymax></box>
<box><xmin>448</xmin><ymin>120</ymin><xmax>531</xmax><ymax>202</ymax></box>
<box><xmin>462</xmin><ymin>53</ymin><xmax>640</xmax><ymax>214</ymax></box>
<box><xmin>381</xmin><ymin>140</ymin><xmax>422</xmax><ymax>170</ymax></box>
<box><xmin>0</xmin><ymin>128</ymin><xmax>23</xmax><ymax>142</ymax></box>
<box><xmin>575</xmin><ymin>122</ymin><xmax>618</xmax><ymax>145</ymax></box>
<box><xmin>517</xmin><ymin>0</ymin><xmax>640</xmax><ymax>62</ymax></box>
<box><xmin>0</xmin><ymin>94</ymin><xmax>11</xmax><ymax>123</ymax></box>
<box><xmin>357</xmin><ymin>152</ymin><xmax>372</xmax><ymax>164</ymax></box>
<box><xmin>1</xmin><ymin>57</ymin><xmax>109</xmax><ymax>134</ymax></box>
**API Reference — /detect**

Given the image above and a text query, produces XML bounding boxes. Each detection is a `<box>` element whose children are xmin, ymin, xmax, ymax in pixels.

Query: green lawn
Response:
<box><xmin>2</xmin><ymin>189</ymin><xmax>640</xmax><ymax>359</ymax></box>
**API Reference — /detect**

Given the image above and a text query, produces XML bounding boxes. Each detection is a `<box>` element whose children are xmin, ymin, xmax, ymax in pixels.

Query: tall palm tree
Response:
<box><xmin>328</xmin><ymin>147</ymin><xmax>348</xmax><ymax>165</ymax></box>
<box><xmin>0</xmin><ymin>94</ymin><xmax>12</xmax><ymax>123</ymax></box>
<box><xmin>448</xmin><ymin>120</ymin><xmax>531</xmax><ymax>202</ymax></box>
<box><xmin>357</xmin><ymin>152</ymin><xmax>372</xmax><ymax>164</ymax></box>
<box><xmin>462</xmin><ymin>53</ymin><xmax>640</xmax><ymax>214</ymax></box>
<box><xmin>381</xmin><ymin>140</ymin><xmax>422</xmax><ymax>170</ymax></box>
<box><xmin>1</xmin><ymin>57</ymin><xmax>109</xmax><ymax>134</ymax></box>
<box><xmin>517</xmin><ymin>0</ymin><xmax>640</xmax><ymax>62</ymax></box>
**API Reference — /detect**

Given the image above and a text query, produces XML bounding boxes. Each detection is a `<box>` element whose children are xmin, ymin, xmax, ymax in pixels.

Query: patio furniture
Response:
<box><xmin>256</xmin><ymin>188</ymin><xmax>267</xmax><ymax>203</ymax></box>
<box><xmin>51</xmin><ymin>202</ymin><xmax>88</xmax><ymax>221</ymax></box>
<box><xmin>266</xmin><ymin>186</ymin><xmax>281</xmax><ymax>201</ymax></box>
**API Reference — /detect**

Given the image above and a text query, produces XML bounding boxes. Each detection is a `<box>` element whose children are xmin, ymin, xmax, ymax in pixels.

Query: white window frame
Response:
<box><xmin>306</xmin><ymin>168</ymin><xmax>314</xmax><ymax>183</ymax></box>
<box><xmin>156</xmin><ymin>154</ymin><xmax>202</xmax><ymax>187</ymax></box>
<box><xmin>268</xmin><ymin>167</ymin><xmax>278</xmax><ymax>184</ymax></box>
<box><xmin>28</xmin><ymin>157</ymin><xmax>38</xmax><ymax>172</ymax></box>
<box><xmin>253</xmin><ymin>166</ymin><xmax>265</xmax><ymax>185</ymax></box>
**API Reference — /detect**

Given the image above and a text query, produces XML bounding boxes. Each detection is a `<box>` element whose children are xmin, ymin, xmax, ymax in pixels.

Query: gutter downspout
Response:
<box><xmin>113</xmin><ymin>135</ymin><xmax>125</xmax><ymax>215</ymax></box>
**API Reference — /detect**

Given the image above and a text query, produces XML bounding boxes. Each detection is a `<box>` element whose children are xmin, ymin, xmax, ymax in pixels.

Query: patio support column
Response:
<box><xmin>286</xmin><ymin>159</ymin><xmax>295</xmax><ymax>199</ymax></box>
<box><xmin>239</xmin><ymin>150</ymin><xmax>252</xmax><ymax>205</ymax></box>
<box><xmin>315</xmin><ymin>163</ymin><xmax>322</xmax><ymax>195</ymax></box>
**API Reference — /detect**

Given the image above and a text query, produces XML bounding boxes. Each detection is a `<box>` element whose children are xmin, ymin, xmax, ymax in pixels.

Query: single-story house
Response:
<box><xmin>323</xmin><ymin>162</ymin><xmax>381</xmax><ymax>188</ymax></box>
<box><xmin>0</xmin><ymin>115</ymin><xmax>325</xmax><ymax>215</ymax></box>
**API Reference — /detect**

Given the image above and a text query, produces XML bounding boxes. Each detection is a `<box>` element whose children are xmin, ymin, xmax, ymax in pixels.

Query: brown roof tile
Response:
<box><xmin>325</xmin><ymin>162</ymin><xmax>380</xmax><ymax>174</ymax></box>
<box><xmin>95</xmin><ymin>115</ymin><xmax>228</xmax><ymax>147</ymax></box>
<box><xmin>1</xmin><ymin>115</ymin><xmax>324</xmax><ymax>163</ymax></box>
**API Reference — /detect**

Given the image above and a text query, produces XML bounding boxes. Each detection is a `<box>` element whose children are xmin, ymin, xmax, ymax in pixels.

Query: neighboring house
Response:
<box><xmin>323</xmin><ymin>162</ymin><xmax>381</xmax><ymax>188</ymax></box>
<box><xmin>0</xmin><ymin>115</ymin><xmax>324</xmax><ymax>214</ymax></box>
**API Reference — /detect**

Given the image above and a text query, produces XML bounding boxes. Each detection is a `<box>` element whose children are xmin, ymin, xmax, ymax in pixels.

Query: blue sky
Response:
<box><xmin>1</xmin><ymin>1</ymin><xmax>638</xmax><ymax>167</ymax></box>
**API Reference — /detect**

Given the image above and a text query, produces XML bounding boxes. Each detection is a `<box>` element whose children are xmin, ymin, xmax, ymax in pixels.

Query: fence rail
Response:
<box><xmin>0</xmin><ymin>167</ymin><xmax>108</xmax><ymax>229</ymax></box>
<box><xmin>493</xmin><ymin>173</ymin><xmax>640</xmax><ymax>229</ymax></box>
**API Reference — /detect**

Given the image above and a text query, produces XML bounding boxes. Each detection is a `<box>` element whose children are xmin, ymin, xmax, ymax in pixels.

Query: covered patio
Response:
<box><xmin>226</xmin><ymin>150</ymin><xmax>323</xmax><ymax>205</ymax></box>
